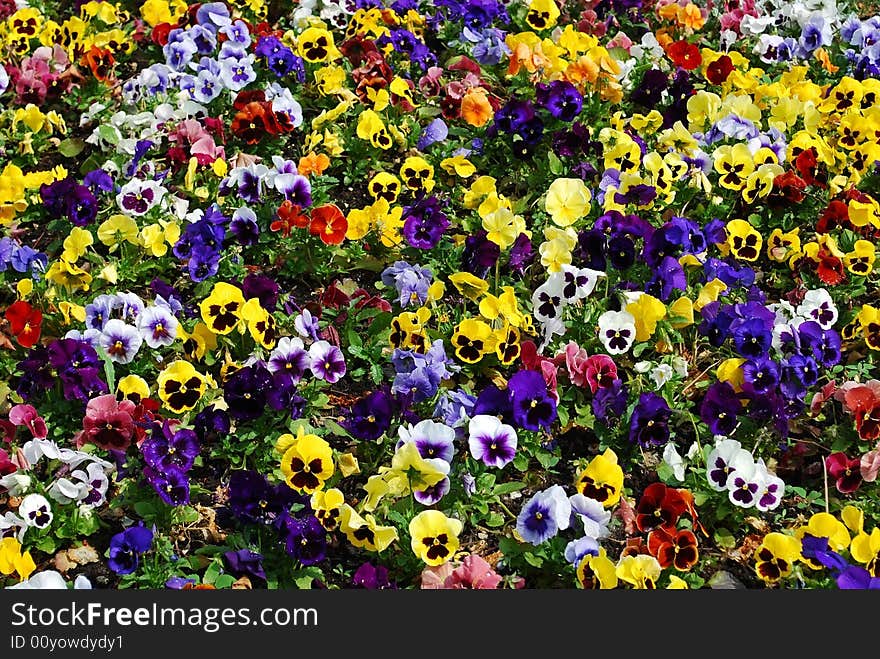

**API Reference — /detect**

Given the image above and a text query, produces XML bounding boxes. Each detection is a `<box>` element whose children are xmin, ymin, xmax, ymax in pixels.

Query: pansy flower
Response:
<box><xmin>635</xmin><ymin>483</ymin><xmax>688</xmax><ymax>533</ymax></box>
<box><xmin>727</xmin><ymin>459</ymin><xmax>761</xmax><ymax>508</ymax></box>
<box><xmin>754</xmin><ymin>532</ymin><xmax>801</xmax><ymax>584</ymax></box>
<box><xmin>451</xmin><ymin>318</ymin><xmax>494</xmax><ymax>364</ymax></box>
<box><xmin>136</xmin><ymin>304</ymin><xmax>178</xmax><ymax>349</ymax></box>
<box><xmin>339</xmin><ymin>504</ymin><xmax>398</xmax><ymax>553</ymax></box>
<box><xmin>156</xmin><ymin>360</ymin><xmax>207</xmax><ymax>414</ymax></box>
<box><xmin>705</xmin><ymin>438</ymin><xmax>754</xmax><ymax>492</ymax></box>
<box><xmin>278</xmin><ymin>428</ymin><xmax>334</xmax><ymax>494</ymax></box>
<box><xmin>700</xmin><ymin>381</ymin><xmax>741</xmax><ymax>435</ymax></box>
<box><xmin>310</xmin><ymin>488</ymin><xmax>344</xmax><ymax>532</ymax></box>
<box><xmin>545</xmin><ymin>178</ymin><xmax>591</xmax><ymax>227</ymax></box>
<box><xmin>107</xmin><ymin>525</ymin><xmax>153</xmax><ymax>575</ymax></box>
<box><xmin>825</xmin><ymin>452</ymin><xmax>862</xmax><ymax>494</ymax></box>
<box><xmin>308</xmin><ymin>340</ymin><xmax>347</xmax><ymax>384</ymax></box>
<box><xmin>241</xmin><ymin>298</ymin><xmax>277</xmax><ymax>350</ymax></box>
<box><xmin>516</xmin><ymin>485</ymin><xmax>571</xmax><ymax>545</ymax></box>
<box><xmin>99</xmin><ymin>319</ymin><xmax>143</xmax><ymax>364</ymax></box>
<box><xmin>19</xmin><ymin>493</ymin><xmax>53</xmax><ymax>530</ymax></box>
<box><xmin>296</xmin><ymin>26</ymin><xmax>339</xmax><ymax>63</ymax></box>
<box><xmin>795</xmin><ymin>512</ymin><xmax>851</xmax><ymax>571</ymax></box>
<box><xmin>0</xmin><ymin>537</ymin><xmax>35</xmax><ymax>582</ymax></box>
<box><xmin>368</xmin><ymin>172</ymin><xmax>402</xmax><ymax>204</ymax></box>
<box><xmin>628</xmin><ymin>393</ymin><xmax>672</xmax><ymax>448</ymax></box>
<box><xmin>725</xmin><ymin>219</ymin><xmax>762</xmax><ymax>261</ymax></box>
<box><xmin>409</xmin><ymin>510</ymin><xmax>463</xmax><ymax>567</ymax></box>
<box><xmin>647</xmin><ymin>528</ymin><xmax>699</xmax><ymax>571</ymax></box>
<box><xmin>575</xmin><ymin>448</ymin><xmax>624</xmax><ymax>508</ymax></box>
<box><xmin>616</xmin><ymin>554</ymin><xmax>662</xmax><ymax>589</ymax></box>
<box><xmin>525</xmin><ymin>0</ymin><xmax>560</xmax><ymax>30</ymax></box>
<box><xmin>508</xmin><ymin>370</ymin><xmax>557</xmax><ymax>431</ymax></box>
<box><xmin>399</xmin><ymin>157</ymin><xmax>435</xmax><ymax>193</ymax></box>
<box><xmin>309</xmin><ymin>204</ymin><xmax>347</xmax><ymax>245</ymax></box>
<box><xmin>597</xmin><ymin>310</ymin><xmax>637</xmax><ymax>355</ymax></box>
<box><xmin>199</xmin><ymin>282</ymin><xmax>245</xmax><ymax>335</ymax></box>
<box><xmin>467</xmin><ymin>414</ymin><xmax>517</xmax><ymax>469</ymax></box>
<box><xmin>576</xmin><ymin>549</ymin><xmax>618</xmax><ymax>589</ymax></box>
<box><xmin>5</xmin><ymin>301</ymin><xmax>42</xmax><ymax>348</ymax></box>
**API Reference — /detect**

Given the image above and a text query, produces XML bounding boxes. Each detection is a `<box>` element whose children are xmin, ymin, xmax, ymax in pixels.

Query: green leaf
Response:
<box><xmin>485</xmin><ymin>512</ymin><xmax>505</xmax><ymax>527</ymax></box>
<box><xmin>714</xmin><ymin>528</ymin><xmax>737</xmax><ymax>550</ymax></box>
<box><xmin>134</xmin><ymin>502</ymin><xmax>156</xmax><ymax>518</ymax></box>
<box><xmin>492</xmin><ymin>481</ymin><xmax>526</xmax><ymax>496</ymax></box>
<box><xmin>213</xmin><ymin>574</ymin><xmax>237</xmax><ymax>589</ymax></box>
<box><xmin>547</xmin><ymin>150</ymin><xmax>563</xmax><ymax>176</ymax></box>
<box><xmin>58</xmin><ymin>138</ymin><xmax>86</xmax><ymax>158</ymax></box>
<box><xmin>98</xmin><ymin>124</ymin><xmax>120</xmax><ymax>145</ymax></box>
<box><xmin>524</xmin><ymin>552</ymin><xmax>544</xmax><ymax>568</ymax></box>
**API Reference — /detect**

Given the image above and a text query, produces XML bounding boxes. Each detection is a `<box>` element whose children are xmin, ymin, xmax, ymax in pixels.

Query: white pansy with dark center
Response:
<box><xmin>796</xmin><ymin>288</ymin><xmax>838</xmax><ymax>330</ymax></box>
<box><xmin>597</xmin><ymin>310</ymin><xmax>637</xmax><ymax>355</ymax></box>
<box><xmin>706</xmin><ymin>438</ymin><xmax>754</xmax><ymax>492</ymax></box>
<box><xmin>18</xmin><ymin>494</ymin><xmax>53</xmax><ymax>529</ymax></box>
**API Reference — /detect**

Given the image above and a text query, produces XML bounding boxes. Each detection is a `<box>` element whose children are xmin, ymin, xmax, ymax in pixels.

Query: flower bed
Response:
<box><xmin>1</xmin><ymin>0</ymin><xmax>880</xmax><ymax>590</ymax></box>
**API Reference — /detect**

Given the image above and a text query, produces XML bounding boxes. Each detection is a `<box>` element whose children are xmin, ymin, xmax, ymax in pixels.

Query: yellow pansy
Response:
<box><xmin>713</xmin><ymin>143</ymin><xmax>754</xmax><ymax>190</ymax></box>
<box><xmin>448</xmin><ymin>272</ymin><xmax>490</xmax><ymax>302</ymax></box>
<box><xmin>479</xmin><ymin>287</ymin><xmax>526</xmax><ymax>328</ymax></box>
<box><xmin>140</xmin><ymin>220</ymin><xmax>181</xmax><ymax>257</ymax></box>
<box><xmin>845</xmin><ymin>240</ymin><xmax>876</xmax><ymax>276</ymax></box>
<box><xmin>0</xmin><ymin>537</ymin><xmax>36</xmax><ymax>582</ymax></box>
<box><xmin>575</xmin><ymin>448</ymin><xmax>624</xmax><ymax>508</ymax></box>
<box><xmin>409</xmin><ymin>510</ymin><xmax>463</xmax><ymax>566</ymax></box>
<box><xmin>97</xmin><ymin>214</ymin><xmax>139</xmax><ymax>247</ymax></box>
<box><xmin>45</xmin><ymin>259</ymin><xmax>92</xmax><ymax>291</ymax></box>
<box><xmin>241</xmin><ymin>298</ymin><xmax>277</xmax><ymax>350</ymax></box>
<box><xmin>616</xmin><ymin>554</ymin><xmax>661</xmax><ymax>589</ymax></box>
<box><xmin>725</xmin><ymin>219</ymin><xmax>762</xmax><ymax>261</ymax></box>
<box><xmin>626</xmin><ymin>293</ymin><xmax>667</xmax><ymax>342</ymax></box>
<box><xmin>399</xmin><ymin>156</ymin><xmax>435</xmax><ymax>193</ymax></box>
<box><xmin>440</xmin><ymin>155</ymin><xmax>476</xmax><ymax>178</ymax></box>
<box><xmin>525</xmin><ymin>0</ymin><xmax>560</xmax><ymax>30</ymax></box>
<box><xmin>296</xmin><ymin>26</ymin><xmax>339</xmax><ymax>63</ymax></box>
<box><xmin>766</xmin><ymin>228</ymin><xmax>801</xmax><ymax>262</ymax></box>
<box><xmin>356</xmin><ymin>109</ymin><xmax>393</xmax><ymax>150</ymax></box>
<box><xmin>717</xmin><ymin>358</ymin><xmax>746</xmax><ymax>392</ymax></box>
<box><xmin>339</xmin><ymin>505</ymin><xmax>398</xmax><ymax>553</ymax></box>
<box><xmin>482</xmin><ymin>206</ymin><xmax>525</xmax><ymax>250</ymax></box>
<box><xmin>279</xmin><ymin>427</ymin><xmax>334</xmax><ymax>494</ymax></box>
<box><xmin>61</xmin><ymin>227</ymin><xmax>94</xmax><ymax>262</ymax></box>
<box><xmin>667</xmin><ymin>297</ymin><xmax>694</xmax><ymax>328</ymax></box>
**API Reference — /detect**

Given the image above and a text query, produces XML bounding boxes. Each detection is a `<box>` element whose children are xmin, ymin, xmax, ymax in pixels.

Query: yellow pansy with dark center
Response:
<box><xmin>298</xmin><ymin>27</ymin><xmax>335</xmax><ymax>63</ymax></box>
<box><xmin>753</xmin><ymin>532</ymin><xmax>801</xmax><ymax>583</ymax></box>
<box><xmin>157</xmin><ymin>360</ymin><xmax>207</xmax><ymax>413</ymax></box>
<box><xmin>408</xmin><ymin>510</ymin><xmax>463</xmax><ymax>566</ymax></box>
<box><xmin>451</xmin><ymin>318</ymin><xmax>493</xmax><ymax>364</ymax></box>
<box><xmin>368</xmin><ymin>172</ymin><xmax>401</xmax><ymax>203</ymax></box>
<box><xmin>399</xmin><ymin>156</ymin><xmax>434</xmax><ymax>191</ymax></box>
<box><xmin>280</xmin><ymin>431</ymin><xmax>334</xmax><ymax>494</ymax></box>
<box><xmin>200</xmin><ymin>282</ymin><xmax>246</xmax><ymax>335</ymax></box>
<box><xmin>726</xmin><ymin>219</ymin><xmax>762</xmax><ymax>261</ymax></box>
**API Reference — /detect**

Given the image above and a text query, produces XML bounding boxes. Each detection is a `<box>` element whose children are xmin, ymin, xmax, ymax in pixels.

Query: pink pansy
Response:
<box><xmin>418</xmin><ymin>66</ymin><xmax>444</xmax><ymax>96</ymax></box>
<box><xmin>75</xmin><ymin>395</ymin><xmax>137</xmax><ymax>452</ymax></box>
<box><xmin>583</xmin><ymin>355</ymin><xmax>618</xmax><ymax>394</ymax></box>
<box><xmin>556</xmin><ymin>342</ymin><xmax>590</xmax><ymax>388</ymax></box>
<box><xmin>607</xmin><ymin>31</ymin><xmax>633</xmax><ymax>53</ymax></box>
<box><xmin>445</xmin><ymin>555</ymin><xmax>503</xmax><ymax>589</ymax></box>
<box><xmin>419</xmin><ymin>563</ymin><xmax>455</xmax><ymax>589</ymax></box>
<box><xmin>8</xmin><ymin>405</ymin><xmax>48</xmax><ymax>440</ymax></box>
<box><xmin>861</xmin><ymin>447</ymin><xmax>880</xmax><ymax>483</ymax></box>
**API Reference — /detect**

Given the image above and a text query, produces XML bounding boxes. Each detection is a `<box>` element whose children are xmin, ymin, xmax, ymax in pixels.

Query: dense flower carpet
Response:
<box><xmin>1</xmin><ymin>0</ymin><xmax>880</xmax><ymax>590</ymax></box>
